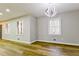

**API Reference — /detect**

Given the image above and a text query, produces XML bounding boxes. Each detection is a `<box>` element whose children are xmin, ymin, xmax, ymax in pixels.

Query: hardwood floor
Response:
<box><xmin>0</xmin><ymin>39</ymin><xmax>79</xmax><ymax>56</ymax></box>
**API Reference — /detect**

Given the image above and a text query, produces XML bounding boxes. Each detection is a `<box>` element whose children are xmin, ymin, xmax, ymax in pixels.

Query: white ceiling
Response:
<box><xmin>0</xmin><ymin>3</ymin><xmax>79</xmax><ymax>21</ymax></box>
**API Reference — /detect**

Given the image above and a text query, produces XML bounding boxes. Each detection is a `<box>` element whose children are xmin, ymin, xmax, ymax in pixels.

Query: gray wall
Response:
<box><xmin>30</xmin><ymin>17</ymin><xmax>37</xmax><ymax>42</ymax></box>
<box><xmin>2</xmin><ymin>10</ymin><xmax>79</xmax><ymax>45</ymax></box>
<box><xmin>37</xmin><ymin>11</ymin><xmax>79</xmax><ymax>44</ymax></box>
<box><xmin>2</xmin><ymin>16</ymin><xmax>36</xmax><ymax>43</ymax></box>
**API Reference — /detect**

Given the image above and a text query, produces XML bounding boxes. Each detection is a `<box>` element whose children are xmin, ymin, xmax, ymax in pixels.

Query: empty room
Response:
<box><xmin>0</xmin><ymin>3</ymin><xmax>79</xmax><ymax>56</ymax></box>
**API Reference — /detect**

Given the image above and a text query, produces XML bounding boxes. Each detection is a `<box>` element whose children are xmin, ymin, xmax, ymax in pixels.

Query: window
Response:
<box><xmin>5</xmin><ymin>23</ymin><xmax>9</xmax><ymax>34</ymax></box>
<box><xmin>48</xmin><ymin>18</ymin><xmax>61</xmax><ymax>35</ymax></box>
<box><xmin>17</xmin><ymin>20</ymin><xmax>23</xmax><ymax>35</ymax></box>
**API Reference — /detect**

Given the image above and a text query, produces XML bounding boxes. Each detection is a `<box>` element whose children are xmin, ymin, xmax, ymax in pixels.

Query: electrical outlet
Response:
<box><xmin>17</xmin><ymin>38</ymin><xmax>20</xmax><ymax>40</ymax></box>
<box><xmin>53</xmin><ymin>39</ymin><xmax>56</xmax><ymax>41</ymax></box>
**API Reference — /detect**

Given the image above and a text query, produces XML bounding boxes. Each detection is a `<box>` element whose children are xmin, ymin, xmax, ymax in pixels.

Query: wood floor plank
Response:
<box><xmin>0</xmin><ymin>39</ymin><xmax>79</xmax><ymax>56</ymax></box>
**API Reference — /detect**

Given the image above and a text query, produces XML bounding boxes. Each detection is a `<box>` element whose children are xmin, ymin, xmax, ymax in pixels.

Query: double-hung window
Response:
<box><xmin>5</xmin><ymin>23</ymin><xmax>9</xmax><ymax>34</ymax></box>
<box><xmin>48</xmin><ymin>18</ymin><xmax>61</xmax><ymax>35</ymax></box>
<box><xmin>17</xmin><ymin>20</ymin><xmax>23</xmax><ymax>35</ymax></box>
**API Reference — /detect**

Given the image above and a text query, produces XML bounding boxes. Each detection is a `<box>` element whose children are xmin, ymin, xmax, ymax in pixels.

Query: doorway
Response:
<box><xmin>0</xmin><ymin>25</ymin><xmax>2</xmax><ymax>39</ymax></box>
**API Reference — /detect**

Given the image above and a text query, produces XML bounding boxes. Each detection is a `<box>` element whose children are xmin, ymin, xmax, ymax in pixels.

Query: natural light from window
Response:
<box><xmin>48</xmin><ymin>18</ymin><xmax>61</xmax><ymax>35</ymax></box>
<box><xmin>17</xmin><ymin>20</ymin><xmax>23</xmax><ymax>35</ymax></box>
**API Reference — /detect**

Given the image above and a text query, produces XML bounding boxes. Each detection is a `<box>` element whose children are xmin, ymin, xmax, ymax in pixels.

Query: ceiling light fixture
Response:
<box><xmin>0</xmin><ymin>12</ymin><xmax>3</xmax><ymax>16</ymax></box>
<box><xmin>6</xmin><ymin>9</ymin><xmax>10</xmax><ymax>12</ymax></box>
<box><xmin>44</xmin><ymin>3</ymin><xmax>57</xmax><ymax>17</ymax></box>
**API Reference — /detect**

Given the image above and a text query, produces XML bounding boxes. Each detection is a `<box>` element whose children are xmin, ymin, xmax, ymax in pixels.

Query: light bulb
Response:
<box><xmin>0</xmin><ymin>12</ymin><xmax>3</xmax><ymax>15</ymax></box>
<box><xmin>6</xmin><ymin>9</ymin><xmax>10</xmax><ymax>12</ymax></box>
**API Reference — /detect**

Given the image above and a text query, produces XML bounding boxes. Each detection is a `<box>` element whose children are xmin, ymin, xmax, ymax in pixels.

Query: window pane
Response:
<box><xmin>17</xmin><ymin>20</ymin><xmax>23</xmax><ymax>35</ymax></box>
<box><xmin>5</xmin><ymin>23</ymin><xmax>9</xmax><ymax>34</ymax></box>
<box><xmin>48</xmin><ymin>18</ymin><xmax>61</xmax><ymax>35</ymax></box>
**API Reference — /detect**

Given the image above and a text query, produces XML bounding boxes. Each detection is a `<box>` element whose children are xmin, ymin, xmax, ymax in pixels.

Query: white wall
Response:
<box><xmin>2</xmin><ymin>16</ymin><xmax>36</xmax><ymax>43</ymax></box>
<box><xmin>37</xmin><ymin>11</ymin><xmax>79</xmax><ymax>44</ymax></box>
<box><xmin>2</xmin><ymin>10</ymin><xmax>79</xmax><ymax>45</ymax></box>
<box><xmin>61</xmin><ymin>11</ymin><xmax>79</xmax><ymax>44</ymax></box>
<box><xmin>30</xmin><ymin>17</ymin><xmax>37</xmax><ymax>42</ymax></box>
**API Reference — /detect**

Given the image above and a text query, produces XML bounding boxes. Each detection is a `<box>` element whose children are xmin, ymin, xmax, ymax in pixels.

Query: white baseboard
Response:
<box><xmin>36</xmin><ymin>40</ymin><xmax>79</xmax><ymax>46</ymax></box>
<box><xmin>31</xmin><ymin>40</ymin><xmax>37</xmax><ymax>43</ymax></box>
<box><xmin>2</xmin><ymin>38</ymin><xmax>79</xmax><ymax>46</ymax></box>
<box><xmin>3</xmin><ymin>38</ymin><xmax>31</xmax><ymax>44</ymax></box>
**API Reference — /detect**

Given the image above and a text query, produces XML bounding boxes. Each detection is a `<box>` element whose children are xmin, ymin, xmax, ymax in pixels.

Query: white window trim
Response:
<box><xmin>17</xmin><ymin>20</ymin><xmax>24</xmax><ymax>35</ymax></box>
<box><xmin>48</xmin><ymin>17</ymin><xmax>61</xmax><ymax>35</ymax></box>
<box><xmin>5</xmin><ymin>23</ymin><xmax>10</xmax><ymax>34</ymax></box>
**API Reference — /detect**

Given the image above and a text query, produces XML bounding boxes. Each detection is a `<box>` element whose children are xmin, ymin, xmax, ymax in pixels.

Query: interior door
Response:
<box><xmin>0</xmin><ymin>25</ymin><xmax>2</xmax><ymax>39</ymax></box>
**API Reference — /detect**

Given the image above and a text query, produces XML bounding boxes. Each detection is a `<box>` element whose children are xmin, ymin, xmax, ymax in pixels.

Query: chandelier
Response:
<box><xmin>44</xmin><ymin>4</ymin><xmax>57</xmax><ymax>17</ymax></box>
